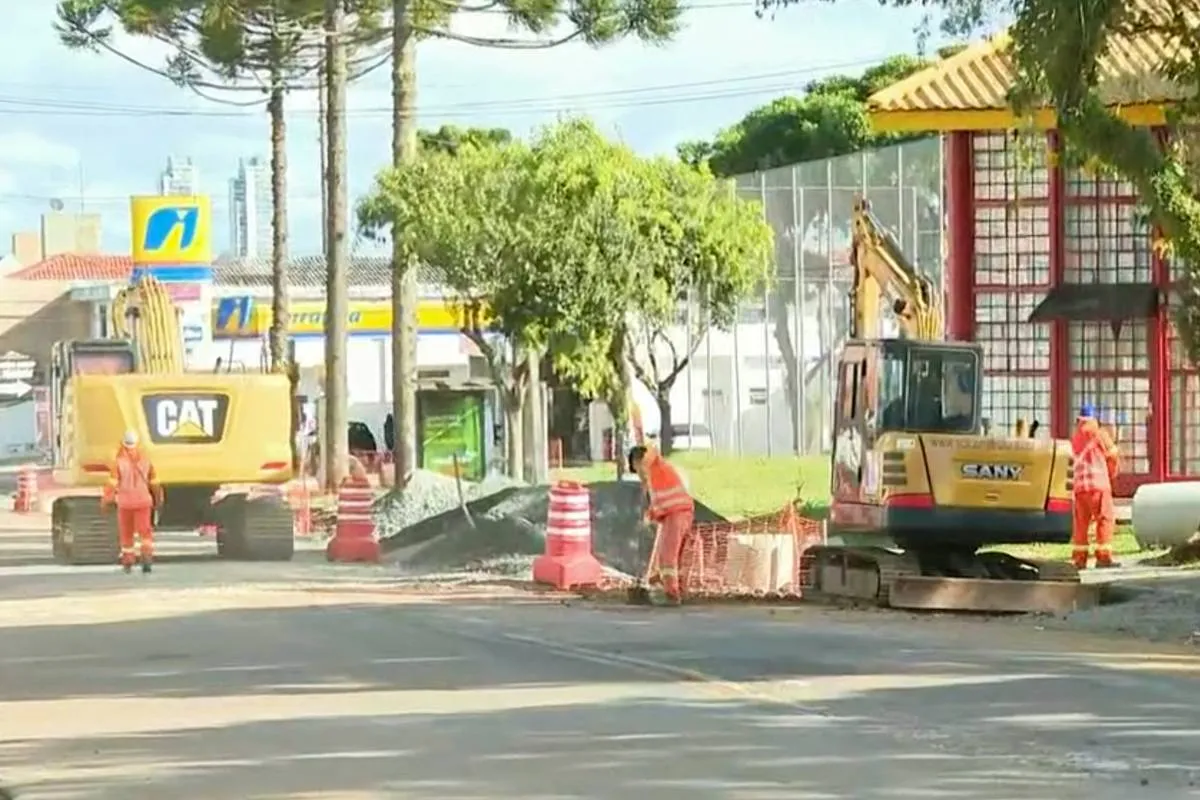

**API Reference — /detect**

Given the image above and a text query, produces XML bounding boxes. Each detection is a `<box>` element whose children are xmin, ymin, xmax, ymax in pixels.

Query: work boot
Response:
<box><xmin>1094</xmin><ymin>560</ymin><xmax>1117</xmax><ymax>570</ymax></box>
<box><xmin>122</xmin><ymin>563</ymin><xmax>133</xmax><ymax>574</ymax></box>
<box><xmin>141</xmin><ymin>559</ymin><xmax>153</xmax><ymax>574</ymax></box>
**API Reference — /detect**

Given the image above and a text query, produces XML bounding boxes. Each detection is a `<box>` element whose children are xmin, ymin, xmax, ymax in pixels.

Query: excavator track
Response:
<box><xmin>51</xmin><ymin>496</ymin><xmax>120</xmax><ymax>566</ymax></box>
<box><xmin>213</xmin><ymin>493</ymin><xmax>295</xmax><ymax>561</ymax></box>
<box><xmin>800</xmin><ymin>545</ymin><xmax>1101</xmax><ymax>614</ymax></box>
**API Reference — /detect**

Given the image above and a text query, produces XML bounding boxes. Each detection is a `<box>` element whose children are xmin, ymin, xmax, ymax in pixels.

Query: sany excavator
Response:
<box><xmin>48</xmin><ymin>277</ymin><xmax>297</xmax><ymax>565</ymax></box>
<box><xmin>799</xmin><ymin>199</ymin><xmax>1099</xmax><ymax>613</ymax></box>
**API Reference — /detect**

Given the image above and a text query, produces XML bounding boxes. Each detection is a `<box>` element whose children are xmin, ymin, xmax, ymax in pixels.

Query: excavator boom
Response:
<box><xmin>849</xmin><ymin>198</ymin><xmax>943</xmax><ymax>341</ymax></box>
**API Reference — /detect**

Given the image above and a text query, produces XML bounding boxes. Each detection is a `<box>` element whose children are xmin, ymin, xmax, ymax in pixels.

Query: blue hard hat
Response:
<box><xmin>1079</xmin><ymin>403</ymin><xmax>1095</xmax><ymax>418</ymax></box>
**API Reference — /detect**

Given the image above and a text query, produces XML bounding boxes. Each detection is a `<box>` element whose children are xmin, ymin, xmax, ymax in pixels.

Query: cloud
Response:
<box><xmin>0</xmin><ymin>132</ymin><xmax>80</xmax><ymax>169</ymax></box>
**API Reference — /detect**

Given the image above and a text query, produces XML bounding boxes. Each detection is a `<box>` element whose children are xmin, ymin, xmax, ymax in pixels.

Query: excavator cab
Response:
<box><xmin>871</xmin><ymin>339</ymin><xmax>982</xmax><ymax>436</ymax></box>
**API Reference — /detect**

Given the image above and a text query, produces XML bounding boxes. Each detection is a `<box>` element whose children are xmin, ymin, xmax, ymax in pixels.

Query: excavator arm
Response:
<box><xmin>849</xmin><ymin>198</ymin><xmax>943</xmax><ymax>341</ymax></box>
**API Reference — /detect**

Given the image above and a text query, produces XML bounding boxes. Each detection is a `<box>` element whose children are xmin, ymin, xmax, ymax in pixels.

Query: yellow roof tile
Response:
<box><xmin>868</xmin><ymin>6</ymin><xmax>1192</xmax><ymax>130</ymax></box>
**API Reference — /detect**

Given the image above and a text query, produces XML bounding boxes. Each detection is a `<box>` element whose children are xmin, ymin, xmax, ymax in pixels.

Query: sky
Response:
<box><xmin>0</xmin><ymin>0</ymin><xmax>951</xmax><ymax>259</ymax></box>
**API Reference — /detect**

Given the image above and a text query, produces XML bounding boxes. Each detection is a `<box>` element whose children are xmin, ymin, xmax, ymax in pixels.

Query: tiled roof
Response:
<box><xmin>213</xmin><ymin>255</ymin><xmax>444</xmax><ymax>287</ymax></box>
<box><xmin>10</xmin><ymin>254</ymin><xmax>134</xmax><ymax>281</ymax></box>
<box><xmin>10</xmin><ymin>253</ymin><xmax>444</xmax><ymax>288</ymax></box>
<box><xmin>869</xmin><ymin>9</ymin><xmax>1191</xmax><ymax>117</ymax></box>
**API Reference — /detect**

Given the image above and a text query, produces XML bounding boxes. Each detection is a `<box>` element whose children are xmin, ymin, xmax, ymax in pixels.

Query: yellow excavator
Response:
<box><xmin>799</xmin><ymin>199</ymin><xmax>1098</xmax><ymax>613</ymax></box>
<box><xmin>48</xmin><ymin>277</ymin><xmax>297</xmax><ymax>565</ymax></box>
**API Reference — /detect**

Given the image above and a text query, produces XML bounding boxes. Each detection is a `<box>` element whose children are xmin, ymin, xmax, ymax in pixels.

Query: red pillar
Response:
<box><xmin>944</xmin><ymin>132</ymin><xmax>975</xmax><ymax>341</ymax></box>
<box><xmin>1149</xmin><ymin>126</ymin><xmax>1169</xmax><ymax>480</ymax></box>
<box><xmin>1048</xmin><ymin>131</ymin><xmax>1069</xmax><ymax>439</ymax></box>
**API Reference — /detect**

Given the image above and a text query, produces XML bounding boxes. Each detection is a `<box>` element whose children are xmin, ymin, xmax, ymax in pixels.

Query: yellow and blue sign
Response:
<box><xmin>213</xmin><ymin>297</ymin><xmax>491</xmax><ymax>338</ymax></box>
<box><xmin>130</xmin><ymin>195</ymin><xmax>213</xmax><ymax>266</ymax></box>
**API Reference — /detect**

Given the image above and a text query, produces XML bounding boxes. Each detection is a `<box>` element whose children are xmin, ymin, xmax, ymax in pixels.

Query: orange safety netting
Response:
<box><xmin>591</xmin><ymin>503</ymin><xmax>826</xmax><ymax>601</ymax></box>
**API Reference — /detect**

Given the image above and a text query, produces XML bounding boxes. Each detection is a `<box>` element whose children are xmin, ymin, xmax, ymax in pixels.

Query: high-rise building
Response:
<box><xmin>228</xmin><ymin>157</ymin><xmax>272</xmax><ymax>259</ymax></box>
<box><xmin>160</xmin><ymin>156</ymin><xmax>199</xmax><ymax>195</ymax></box>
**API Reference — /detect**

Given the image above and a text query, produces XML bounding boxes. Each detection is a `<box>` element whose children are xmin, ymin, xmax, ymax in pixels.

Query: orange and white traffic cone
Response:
<box><xmin>12</xmin><ymin>464</ymin><xmax>37</xmax><ymax>513</ymax></box>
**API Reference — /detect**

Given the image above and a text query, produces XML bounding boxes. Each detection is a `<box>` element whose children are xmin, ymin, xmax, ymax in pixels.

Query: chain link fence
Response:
<box><xmin>658</xmin><ymin>137</ymin><xmax>945</xmax><ymax>458</ymax></box>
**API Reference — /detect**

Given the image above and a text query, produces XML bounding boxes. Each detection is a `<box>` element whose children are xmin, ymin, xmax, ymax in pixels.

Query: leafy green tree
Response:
<box><xmin>385</xmin><ymin>0</ymin><xmax>685</xmax><ymax>485</ymax></box>
<box><xmin>625</xmin><ymin>159</ymin><xmax>774</xmax><ymax>454</ymax></box>
<box><xmin>359</xmin><ymin>121</ymin><xmax>646</xmax><ymax>477</ymax></box>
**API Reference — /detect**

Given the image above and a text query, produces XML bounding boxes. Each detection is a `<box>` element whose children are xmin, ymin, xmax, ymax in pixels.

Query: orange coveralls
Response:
<box><xmin>643</xmin><ymin>450</ymin><xmax>695</xmax><ymax>601</ymax></box>
<box><xmin>1070</xmin><ymin>417</ymin><xmax>1119</xmax><ymax>568</ymax></box>
<box><xmin>102</xmin><ymin>445</ymin><xmax>164</xmax><ymax>567</ymax></box>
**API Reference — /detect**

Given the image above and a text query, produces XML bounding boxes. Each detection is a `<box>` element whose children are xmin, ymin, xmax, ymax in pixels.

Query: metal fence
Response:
<box><xmin>658</xmin><ymin>136</ymin><xmax>945</xmax><ymax>458</ymax></box>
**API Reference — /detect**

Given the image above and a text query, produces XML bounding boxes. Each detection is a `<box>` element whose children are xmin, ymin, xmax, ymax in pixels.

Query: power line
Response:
<box><xmin>0</xmin><ymin>55</ymin><xmax>885</xmax><ymax>120</ymax></box>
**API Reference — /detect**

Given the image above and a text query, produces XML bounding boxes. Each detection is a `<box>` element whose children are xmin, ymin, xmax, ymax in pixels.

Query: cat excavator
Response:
<box><xmin>799</xmin><ymin>199</ymin><xmax>1100</xmax><ymax>613</ymax></box>
<box><xmin>48</xmin><ymin>277</ymin><xmax>297</xmax><ymax>565</ymax></box>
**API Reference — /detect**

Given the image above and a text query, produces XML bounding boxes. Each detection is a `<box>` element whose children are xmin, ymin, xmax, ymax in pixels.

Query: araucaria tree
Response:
<box><xmin>55</xmin><ymin>0</ymin><xmax>386</xmax><ymax>369</ymax></box>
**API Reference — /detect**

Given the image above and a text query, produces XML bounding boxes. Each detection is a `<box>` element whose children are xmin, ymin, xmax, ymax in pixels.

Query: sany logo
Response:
<box><xmin>154</xmin><ymin>398</ymin><xmax>218</xmax><ymax>439</ymax></box>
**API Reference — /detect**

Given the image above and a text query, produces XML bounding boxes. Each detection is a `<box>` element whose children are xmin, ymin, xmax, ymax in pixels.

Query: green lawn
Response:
<box><xmin>553</xmin><ymin>452</ymin><xmax>829</xmax><ymax>520</ymax></box>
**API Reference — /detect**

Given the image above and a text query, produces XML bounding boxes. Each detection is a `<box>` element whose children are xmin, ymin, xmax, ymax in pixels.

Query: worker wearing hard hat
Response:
<box><xmin>1070</xmin><ymin>404</ymin><xmax>1120</xmax><ymax>569</ymax></box>
<box><xmin>629</xmin><ymin>445</ymin><xmax>695</xmax><ymax>605</ymax></box>
<box><xmin>101</xmin><ymin>430</ymin><xmax>164</xmax><ymax>573</ymax></box>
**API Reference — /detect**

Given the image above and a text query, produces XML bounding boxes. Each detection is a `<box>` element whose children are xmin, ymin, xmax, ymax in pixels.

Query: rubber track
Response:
<box><xmin>52</xmin><ymin>497</ymin><xmax>120</xmax><ymax>566</ymax></box>
<box><xmin>215</xmin><ymin>494</ymin><xmax>294</xmax><ymax>561</ymax></box>
<box><xmin>799</xmin><ymin>545</ymin><xmax>1077</xmax><ymax>609</ymax></box>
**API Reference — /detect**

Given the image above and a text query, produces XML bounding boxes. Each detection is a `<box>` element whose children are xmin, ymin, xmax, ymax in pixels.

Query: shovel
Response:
<box><xmin>627</xmin><ymin>509</ymin><xmax>660</xmax><ymax>605</ymax></box>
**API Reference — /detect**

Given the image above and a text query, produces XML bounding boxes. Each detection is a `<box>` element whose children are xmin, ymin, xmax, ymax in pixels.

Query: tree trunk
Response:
<box><xmin>523</xmin><ymin>350</ymin><xmax>545</xmax><ymax>482</ymax></box>
<box><xmin>317</xmin><ymin>71</ymin><xmax>328</xmax><ymax>256</ymax></box>
<box><xmin>391</xmin><ymin>0</ymin><xmax>420</xmax><ymax>487</ymax></box>
<box><xmin>505</xmin><ymin>401</ymin><xmax>523</xmax><ymax>479</ymax></box>
<box><xmin>607</xmin><ymin>326</ymin><xmax>633</xmax><ymax>479</ymax></box>
<box><xmin>656</xmin><ymin>388</ymin><xmax>674</xmax><ymax>456</ymax></box>
<box><xmin>769</xmin><ymin>288</ymin><xmax>799</xmax><ymax>452</ymax></box>
<box><xmin>323</xmin><ymin>0</ymin><xmax>349</xmax><ymax>491</ymax></box>
<box><xmin>267</xmin><ymin>81</ymin><xmax>289</xmax><ymax>371</ymax></box>
<box><xmin>266</xmin><ymin>71</ymin><xmax>297</xmax><ymax>471</ymax></box>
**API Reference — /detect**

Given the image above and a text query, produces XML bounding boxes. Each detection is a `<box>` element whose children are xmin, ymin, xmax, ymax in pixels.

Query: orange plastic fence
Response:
<box><xmin>596</xmin><ymin>504</ymin><xmax>826</xmax><ymax>600</ymax></box>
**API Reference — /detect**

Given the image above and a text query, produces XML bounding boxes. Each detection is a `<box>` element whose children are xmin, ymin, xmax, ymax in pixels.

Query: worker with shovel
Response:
<box><xmin>629</xmin><ymin>445</ymin><xmax>694</xmax><ymax>605</ymax></box>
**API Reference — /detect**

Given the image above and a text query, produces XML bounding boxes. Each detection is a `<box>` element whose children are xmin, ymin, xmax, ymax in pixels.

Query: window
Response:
<box><xmin>876</xmin><ymin>345</ymin><xmax>979</xmax><ymax>434</ymax></box>
<box><xmin>878</xmin><ymin>351</ymin><xmax>906</xmax><ymax>429</ymax></box>
<box><xmin>907</xmin><ymin>347</ymin><xmax>978</xmax><ymax>433</ymax></box>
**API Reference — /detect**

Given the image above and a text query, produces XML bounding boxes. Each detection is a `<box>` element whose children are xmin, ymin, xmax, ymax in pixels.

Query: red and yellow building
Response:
<box><xmin>866</xmin><ymin>31</ymin><xmax>1194</xmax><ymax>495</ymax></box>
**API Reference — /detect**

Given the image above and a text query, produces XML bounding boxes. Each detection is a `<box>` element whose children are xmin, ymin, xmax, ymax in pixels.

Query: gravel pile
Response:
<box><xmin>372</xmin><ymin>470</ymin><xmax>523</xmax><ymax>540</ymax></box>
<box><xmin>379</xmin><ymin>477</ymin><xmax>728</xmax><ymax>578</ymax></box>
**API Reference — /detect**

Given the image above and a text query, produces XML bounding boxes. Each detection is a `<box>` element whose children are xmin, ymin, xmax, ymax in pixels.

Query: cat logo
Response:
<box><xmin>141</xmin><ymin>394</ymin><xmax>229</xmax><ymax>444</ymax></box>
<box><xmin>961</xmin><ymin>463</ymin><xmax>1023</xmax><ymax>480</ymax></box>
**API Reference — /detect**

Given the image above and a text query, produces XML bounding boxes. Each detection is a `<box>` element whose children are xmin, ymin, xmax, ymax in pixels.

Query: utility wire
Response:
<box><xmin>0</xmin><ymin>55</ymin><xmax>887</xmax><ymax>120</ymax></box>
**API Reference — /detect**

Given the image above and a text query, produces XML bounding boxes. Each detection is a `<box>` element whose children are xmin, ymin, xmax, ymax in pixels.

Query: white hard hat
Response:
<box><xmin>122</xmin><ymin>430</ymin><xmax>138</xmax><ymax>447</ymax></box>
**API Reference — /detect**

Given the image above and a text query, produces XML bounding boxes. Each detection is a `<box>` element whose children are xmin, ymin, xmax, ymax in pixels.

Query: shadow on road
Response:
<box><xmin>0</xmin><ymin>598</ymin><xmax>1197</xmax><ymax>797</ymax></box>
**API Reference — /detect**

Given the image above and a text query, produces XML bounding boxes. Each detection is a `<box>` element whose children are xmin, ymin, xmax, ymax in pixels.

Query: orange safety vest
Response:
<box><xmin>109</xmin><ymin>447</ymin><xmax>157</xmax><ymax>510</ymax></box>
<box><xmin>645</xmin><ymin>451</ymin><xmax>693</xmax><ymax>521</ymax></box>
<box><xmin>1071</xmin><ymin>418</ymin><xmax>1117</xmax><ymax>495</ymax></box>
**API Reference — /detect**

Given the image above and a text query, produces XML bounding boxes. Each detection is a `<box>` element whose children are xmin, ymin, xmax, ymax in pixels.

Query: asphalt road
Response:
<box><xmin>0</xmin><ymin>512</ymin><xmax>1199</xmax><ymax>799</ymax></box>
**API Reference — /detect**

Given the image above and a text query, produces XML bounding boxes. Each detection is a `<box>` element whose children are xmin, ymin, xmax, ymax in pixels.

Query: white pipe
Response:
<box><xmin>1131</xmin><ymin>482</ymin><xmax>1200</xmax><ymax>550</ymax></box>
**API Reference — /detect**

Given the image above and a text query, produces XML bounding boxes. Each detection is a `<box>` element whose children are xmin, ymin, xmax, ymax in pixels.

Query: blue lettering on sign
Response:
<box><xmin>144</xmin><ymin>207</ymin><xmax>200</xmax><ymax>252</ymax></box>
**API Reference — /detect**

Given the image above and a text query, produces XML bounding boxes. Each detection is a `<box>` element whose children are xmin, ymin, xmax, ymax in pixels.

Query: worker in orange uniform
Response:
<box><xmin>1071</xmin><ymin>404</ymin><xmax>1120</xmax><ymax>569</ymax></box>
<box><xmin>629</xmin><ymin>445</ymin><xmax>695</xmax><ymax>605</ymax></box>
<box><xmin>102</xmin><ymin>430</ymin><xmax>164</xmax><ymax>574</ymax></box>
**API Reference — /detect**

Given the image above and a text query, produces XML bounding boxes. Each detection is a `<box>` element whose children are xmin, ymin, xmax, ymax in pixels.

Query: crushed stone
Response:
<box><xmin>1008</xmin><ymin>577</ymin><xmax>1200</xmax><ymax>645</ymax></box>
<box><xmin>377</xmin><ymin>476</ymin><xmax>727</xmax><ymax>578</ymax></box>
